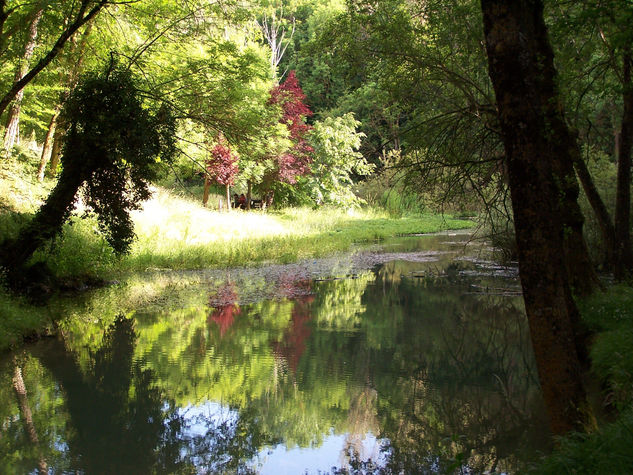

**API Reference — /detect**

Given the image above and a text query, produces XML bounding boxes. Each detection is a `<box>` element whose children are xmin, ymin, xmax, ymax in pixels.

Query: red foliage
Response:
<box><xmin>208</xmin><ymin>282</ymin><xmax>241</xmax><ymax>337</ymax></box>
<box><xmin>206</xmin><ymin>140</ymin><xmax>239</xmax><ymax>186</ymax></box>
<box><xmin>271</xmin><ymin>295</ymin><xmax>314</xmax><ymax>374</ymax></box>
<box><xmin>269</xmin><ymin>71</ymin><xmax>314</xmax><ymax>183</ymax></box>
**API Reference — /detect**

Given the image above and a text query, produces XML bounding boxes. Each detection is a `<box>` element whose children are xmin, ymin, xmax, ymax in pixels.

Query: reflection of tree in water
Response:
<box><xmin>1</xmin><ymin>258</ymin><xmax>550</xmax><ymax>473</ymax></box>
<box><xmin>208</xmin><ymin>282</ymin><xmax>241</xmax><ymax>337</ymax></box>
<box><xmin>351</xmin><ymin>268</ymin><xmax>549</xmax><ymax>474</ymax></box>
<box><xmin>272</xmin><ymin>294</ymin><xmax>314</xmax><ymax>374</ymax></box>
<box><xmin>26</xmin><ymin>315</ymin><xmax>270</xmax><ymax>473</ymax></box>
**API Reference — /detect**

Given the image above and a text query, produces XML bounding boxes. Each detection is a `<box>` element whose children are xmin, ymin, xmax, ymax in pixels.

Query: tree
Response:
<box><xmin>481</xmin><ymin>0</ymin><xmax>594</xmax><ymax>434</ymax></box>
<box><xmin>0</xmin><ymin>0</ymin><xmax>112</xmax><ymax>119</ymax></box>
<box><xmin>264</xmin><ymin>70</ymin><xmax>313</xmax><ymax>204</ymax></box>
<box><xmin>306</xmin><ymin>113</ymin><xmax>373</xmax><ymax>206</ymax></box>
<box><xmin>2</xmin><ymin>6</ymin><xmax>43</xmax><ymax>152</ymax></box>
<box><xmin>205</xmin><ymin>136</ymin><xmax>239</xmax><ymax>211</ymax></box>
<box><xmin>550</xmin><ymin>1</ymin><xmax>633</xmax><ymax>278</ymax></box>
<box><xmin>0</xmin><ymin>62</ymin><xmax>175</xmax><ymax>278</ymax></box>
<box><xmin>257</xmin><ymin>5</ymin><xmax>295</xmax><ymax>82</ymax></box>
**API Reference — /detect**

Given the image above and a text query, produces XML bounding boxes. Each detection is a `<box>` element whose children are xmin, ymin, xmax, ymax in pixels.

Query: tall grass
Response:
<box><xmin>36</xmin><ymin>188</ymin><xmax>473</xmax><ymax>278</ymax></box>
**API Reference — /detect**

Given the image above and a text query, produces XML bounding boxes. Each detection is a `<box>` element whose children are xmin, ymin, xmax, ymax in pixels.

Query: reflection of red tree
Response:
<box><xmin>210</xmin><ymin>304</ymin><xmax>240</xmax><ymax>337</ymax></box>
<box><xmin>208</xmin><ymin>282</ymin><xmax>240</xmax><ymax>337</ymax></box>
<box><xmin>272</xmin><ymin>295</ymin><xmax>315</xmax><ymax>374</ymax></box>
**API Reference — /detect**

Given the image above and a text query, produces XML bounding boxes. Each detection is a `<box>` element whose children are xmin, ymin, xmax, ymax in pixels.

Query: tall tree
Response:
<box><xmin>481</xmin><ymin>0</ymin><xmax>594</xmax><ymax>434</ymax></box>
<box><xmin>257</xmin><ymin>5</ymin><xmax>295</xmax><ymax>82</ymax></box>
<box><xmin>552</xmin><ymin>0</ymin><xmax>633</xmax><ymax>278</ymax></box>
<box><xmin>3</xmin><ymin>5</ymin><xmax>44</xmax><ymax>151</ymax></box>
<box><xmin>269</xmin><ymin>70</ymin><xmax>313</xmax><ymax>182</ymax></box>
<box><xmin>0</xmin><ymin>63</ymin><xmax>175</xmax><ymax>277</ymax></box>
<box><xmin>37</xmin><ymin>23</ymin><xmax>93</xmax><ymax>181</ymax></box>
<box><xmin>0</xmin><ymin>0</ymin><xmax>110</xmax><ymax>118</ymax></box>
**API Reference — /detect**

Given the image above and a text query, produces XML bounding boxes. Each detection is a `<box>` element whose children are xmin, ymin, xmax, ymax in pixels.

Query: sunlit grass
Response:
<box><xmin>117</xmin><ymin>187</ymin><xmax>473</xmax><ymax>273</ymax></box>
<box><xmin>1</xmin><ymin>182</ymin><xmax>473</xmax><ymax>351</ymax></box>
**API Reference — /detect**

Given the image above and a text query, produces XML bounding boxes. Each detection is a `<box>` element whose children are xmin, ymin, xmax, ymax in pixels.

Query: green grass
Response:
<box><xmin>528</xmin><ymin>285</ymin><xmax>633</xmax><ymax>474</ymax></box>
<box><xmin>31</xmin><ymin>187</ymin><xmax>473</xmax><ymax>278</ymax></box>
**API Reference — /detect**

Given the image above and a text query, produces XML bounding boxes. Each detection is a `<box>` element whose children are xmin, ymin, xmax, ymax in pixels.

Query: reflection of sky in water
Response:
<box><xmin>178</xmin><ymin>401</ymin><xmax>388</xmax><ymax>474</ymax></box>
<box><xmin>177</xmin><ymin>402</ymin><xmax>239</xmax><ymax>438</ymax></box>
<box><xmin>255</xmin><ymin>432</ymin><xmax>387</xmax><ymax>475</ymax></box>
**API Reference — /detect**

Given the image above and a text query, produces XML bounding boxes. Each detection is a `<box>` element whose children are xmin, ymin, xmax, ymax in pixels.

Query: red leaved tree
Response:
<box><xmin>203</xmin><ymin>136</ymin><xmax>239</xmax><ymax>210</ymax></box>
<box><xmin>266</xmin><ymin>71</ymin><xmax>314</xmax><ymax>204</ymax></box>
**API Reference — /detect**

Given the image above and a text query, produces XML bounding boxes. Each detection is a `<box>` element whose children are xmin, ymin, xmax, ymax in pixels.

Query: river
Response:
<box><xmin>0</xmin><ymin>232</ymin><xmax>549</xmax><ymax>474</ymax></box>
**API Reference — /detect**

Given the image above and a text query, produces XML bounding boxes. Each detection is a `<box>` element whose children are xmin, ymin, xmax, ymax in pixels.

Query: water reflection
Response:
<box><xmin>0</xmin><ymin>236</ymin><xmax>549</xmax><ymax>474</ymax></box>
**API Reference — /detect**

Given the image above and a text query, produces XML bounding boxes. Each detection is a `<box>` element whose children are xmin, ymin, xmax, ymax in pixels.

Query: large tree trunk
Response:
<box><xmin>3</xmin><ymin>7</ymin><xmax>43</xmax><ymax>152</ymax></box>
<box><xmin>614</xmin><ymin>47</ymin><xmax>633</xmax><ymax>280</ymax></box>
<box><xmin>481</xmin><ymin>0</ymin><xmax>594</xmax><ymax>435</ymax></box>
<box><xmin>1</xmin><ymin>142</ymin><xmax>86</xmax><ymax>272</ymax></box>
<box><xmin>225</xmin><ymin>183</ymin><xmax>231</xmax><ymax>212</ymax></box>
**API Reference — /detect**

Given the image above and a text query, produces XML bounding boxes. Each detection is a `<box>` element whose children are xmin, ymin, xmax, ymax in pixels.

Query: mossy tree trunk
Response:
<box><xmin>1</xmin><ymin>147</ymin><xmax>86</xmax><ymax>272</ymax></box>
<box><xmin>481</xmin><ymin>0</ymin><xmax>594</xmax><ymax>435</ymax></box>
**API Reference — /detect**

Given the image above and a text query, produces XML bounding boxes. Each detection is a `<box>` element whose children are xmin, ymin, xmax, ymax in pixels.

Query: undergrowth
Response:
<box><xmin>529</xmin><ymin>285</ymin><xmax>633</xmax><ymax>474</ymax></box>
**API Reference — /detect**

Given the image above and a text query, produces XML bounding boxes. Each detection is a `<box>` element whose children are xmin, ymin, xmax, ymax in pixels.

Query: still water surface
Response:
<box><xmin>1</xmin><ymin>233</ymin><xmax>549</xmax><ymax>474</ymax></box>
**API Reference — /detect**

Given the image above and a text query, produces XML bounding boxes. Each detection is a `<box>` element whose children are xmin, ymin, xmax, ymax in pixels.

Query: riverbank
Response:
<box><xmin>0</xmin><ymin>182</ymin><xmax>474</xmax><ymax>351</ymax></box>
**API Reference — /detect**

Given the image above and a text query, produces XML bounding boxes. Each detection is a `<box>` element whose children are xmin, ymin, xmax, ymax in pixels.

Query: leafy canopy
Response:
<box><xmin>61</xmin><ymin>62</ymin><xmax>176</xmax><ymax>253</ymax></box>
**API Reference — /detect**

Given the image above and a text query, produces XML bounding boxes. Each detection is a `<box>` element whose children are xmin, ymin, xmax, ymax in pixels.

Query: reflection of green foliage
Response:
<box><xmin>0</xmin><ymin>355</ymin><xmax>70</xmax><ymax>474</ymax></box>
<box><xmin>1</xmin><ymin>243</ymin><xmax>546</xmax><ymax>472</ymax></box>
<box><xmin>312</xmin><ymin>272</ymin><xmax>375</xmax><ymax>329</ymax></box>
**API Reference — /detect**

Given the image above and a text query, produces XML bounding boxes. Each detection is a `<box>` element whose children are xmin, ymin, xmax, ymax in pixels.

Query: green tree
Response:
<box><xmin>306</xmin><ymin>113</ymin><xmax>373</xmax><ymax>206</ymax></box>
<box><xmin>0</xmin><ymin>62</ymin><xmax>175</xmax><ymax>278</ymax></box>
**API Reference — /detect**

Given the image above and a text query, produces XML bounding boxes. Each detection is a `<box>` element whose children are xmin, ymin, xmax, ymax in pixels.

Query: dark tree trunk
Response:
<box><xmin>246</xmin><ymin>180</ymin><xmax>252</xmax><ymax>210</ymax></box>
<box><xmin>614</xmin><ymin>47</ymin><xmax>633</xmax><ymax>279</ymax></box>
<box><xmin>481</xmin><ymin>0</ymin><xmax>594</xmax><ymax>435</ymax></box>
<box><xmin>574</xmin><ymin>153</ymin><xmax>616</xmax><ymax>268</ymax></box>
<box><xmin>1</xmin><ymin>144</ymin><xmax>86</xmax><ymax>272</ymax></box>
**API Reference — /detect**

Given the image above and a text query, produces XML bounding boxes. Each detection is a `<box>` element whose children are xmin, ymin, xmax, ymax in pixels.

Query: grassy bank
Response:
<box><xmin>529</xmin><ymin>285</ymin><xmax>633</xmax><ymax>474</ymax></box>
<box><xmin>32</xmin><ymin>188</ymin><xmax>473</xmax><ymax>278</ymax></box>
<box><xmin>0</xmin><ymin>164</ymin><xmax>473</xmax><ymax>350</ymax></box>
